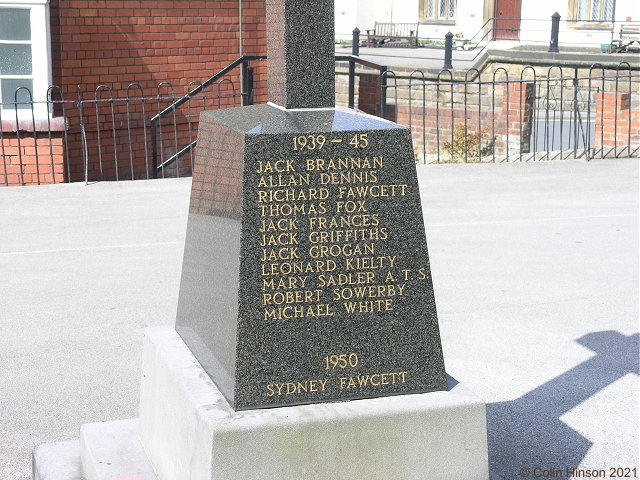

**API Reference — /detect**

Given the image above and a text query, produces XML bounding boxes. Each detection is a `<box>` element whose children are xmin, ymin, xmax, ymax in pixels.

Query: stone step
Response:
<box><xmin>79</xmin><ymin>418</ymin><xmax>157</xmax><ymax>480</ymax></box>
<box><xmin>32</xmin><ymin>440</ymin><xmax>82</xmax><ymax>480</ymax></box>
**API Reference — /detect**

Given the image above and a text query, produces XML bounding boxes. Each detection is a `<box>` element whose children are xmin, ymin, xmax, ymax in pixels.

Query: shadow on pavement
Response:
<box><xmin>487</xmin><ymin>330</ymin><xmax>639</xmax><ymax>480</ymax></box>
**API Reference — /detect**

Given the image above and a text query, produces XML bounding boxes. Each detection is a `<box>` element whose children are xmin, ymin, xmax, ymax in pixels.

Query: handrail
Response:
<box><xmin>335</xmin><ymin>54</ymin><xmax>388</xmax><ymax>112</ymax></box>
<box><xmin>151</xmin><ymin>54</ymin><xmax>266</xmax><ymax>176</ymax></box>
<box><xmin>152</xmin><ymin>53</ymin><xmax>389</xmax><ymax>176</ymax></box>
<box><xmin>151</xmin><ymin>54</ymin><xmax>391</xmax><ymax>176</ymax></box>
<box><xmin>150</xmin><ymin>54</ymin><xmax>266</xmax><ymax>125</ymax></box>
<box><xmin>466</xmin><ymin>17</ymin><xmax>494</xmax><ymax>45</ymax></box>
<box><xmin>335</xmin><ymin>54</ymin><xmax>386</xmax><ymax>72</ymax></box>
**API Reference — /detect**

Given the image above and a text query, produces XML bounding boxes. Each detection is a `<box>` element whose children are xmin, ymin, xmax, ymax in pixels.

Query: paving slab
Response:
<box><xmin>32</xmin><ymin>441</ymin><xmax>81</xmax><ymax>480</ymax></box>
<box><xmin>0</xmin><ymin>160</ymin><xmax>637</xmax><ymax>480</ymax></box>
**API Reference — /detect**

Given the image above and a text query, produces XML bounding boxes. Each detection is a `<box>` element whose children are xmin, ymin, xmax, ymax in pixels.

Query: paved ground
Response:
<box><xmin>334</xmin><ymin>42</ymin><xmax>639</xmax><ymax>72</ymax></box>
<box><xmin>0</xmin><ymin>159</ymin><xmax>638</xmax><ymax>480</ymax></box>
<box><xmin>336</xmin><ymin>43</ymin><xmax>489</xmax><ymax>70</ymax></box>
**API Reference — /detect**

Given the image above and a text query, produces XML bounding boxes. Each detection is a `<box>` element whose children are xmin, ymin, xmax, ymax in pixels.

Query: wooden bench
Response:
<box><xmin>612</xmin><ymin>23</ymin><xmax>640</xmax><ymax>53</ymax></box>
<box><xmin>366</xmin><ymin>22</ymin><xmax>420</xmax><ymax>48</ymax></box>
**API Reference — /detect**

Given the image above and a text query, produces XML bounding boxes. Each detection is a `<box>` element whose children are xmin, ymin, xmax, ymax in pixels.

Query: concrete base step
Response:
<box><xmin>32</xmin><ymin>440</ymin><xmax>82</xmax><ymax>480</ymax></box>
<box><xmin>33</xmin><ymin>419</ymin><xmax>157</xmax><ymax>480</ymax></box>
<box><xmin>80</xmin><ymin>418</ymin><xmax>157</xmax><ymax>480</ymax></box>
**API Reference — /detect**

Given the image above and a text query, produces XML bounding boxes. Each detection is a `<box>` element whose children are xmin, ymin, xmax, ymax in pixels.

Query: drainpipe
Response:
<box><xmin>239</xmin><ymin>0</ymin><xmax>243</xmax><ymax>56</ymax></box>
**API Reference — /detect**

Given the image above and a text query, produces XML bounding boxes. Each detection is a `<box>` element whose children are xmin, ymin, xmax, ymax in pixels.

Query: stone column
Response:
<box><xmin>265</xmin><ymin>0</ymin><xmax>335</xmax><ymax>108</ymax></box>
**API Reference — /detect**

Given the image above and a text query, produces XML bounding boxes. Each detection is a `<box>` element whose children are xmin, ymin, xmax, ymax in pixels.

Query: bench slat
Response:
<box><xmin>367</xmin><ymin>22</ymin><xmax>419</xmax><ymax>48</ymax></box>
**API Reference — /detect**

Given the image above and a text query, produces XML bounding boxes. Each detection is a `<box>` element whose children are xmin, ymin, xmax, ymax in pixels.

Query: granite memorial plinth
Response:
<box><xmin>175</xmin><ymin>104</ymin><xmax>447</xmax><ymax>410</ymax></box>
<box><xmin>174</xmin><ymin>0</ymin><xmax>447</xmax><ymax>412</ymax></box>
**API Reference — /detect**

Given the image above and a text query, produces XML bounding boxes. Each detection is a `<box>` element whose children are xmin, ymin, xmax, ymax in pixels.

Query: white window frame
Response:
<box><xmin>420</xmin><ymin>0</ymin><xmax>457</xmax><ymax>24</ymax></box>
<box><xmin>0</xmin><ymin>0</ymin><xmax>51</xmax><ymax>120</ymax></box>
<box><xmin>569</xmin><ymin>0</ymin><xmax>616</xmax><ymax>25</ymax></box>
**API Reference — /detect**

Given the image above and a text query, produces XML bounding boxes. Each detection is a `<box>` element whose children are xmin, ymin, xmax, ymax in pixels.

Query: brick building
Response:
<box><xmin>0</xmin><ymin>0</ymin><xmax>268</xmax><ymax>184</ymax></box>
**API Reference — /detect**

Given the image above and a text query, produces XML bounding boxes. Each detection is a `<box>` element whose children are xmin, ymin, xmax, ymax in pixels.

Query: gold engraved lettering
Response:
<box><xmin>336</xmin><ymin>200</ymin><xmax>366</xmax><ymax>213</ymax></box>
<box><xmin>323</xmin><ymin>353</ymin><xmax>359</xmax><ymax>370</ymax></box>
<box><xmin>339</xmin><ymin>371</ymin><xmax>408</xmax><ymax>390</ymax></box>
<box><xmin>263</xmin><ymin>304</ymin><xmax>334</xmax><ymax>320</ymax></box>
<box><xmin>308</xmin><ymin>242</ymin><xmax>375</xmax><ymax>259</ymax></box>
<box><xmin>319</xmin><ymin>171</ymin><xmax>378</xmax><ymax>185</ymax></box>
<box><xmin>308</xmin><ymin>214</ymin><xmax>380</xmax><ymax>230</ymax></box>
<box><xmin>258</xmin><ymin>187</ymin><xmax>329</xmax><ymax>203</ymax></box>
<box><xmin>257</xmin><ymin>174</ymin><xmax>310</xmax><ymax>188</ymax></box>
<box><xmin>256</xmin><ymin>159</ymin><xmax>295</xmax><ymax>173</ymax></box>
<box><xmin>262</xmin><ymin>289</ymin><xmax>322</xmax><ymax>306</ymax></box>
<box><xmin>305</xmin><ymin>156</ymin><xmax>383</xmax><ymax>172</ymax></box>
<box><xmin>259</xmin><ymin>202</ymin><xmax>327</xmax><ymax>217</ymax></box>
<box><xmin>333</xmin><ymin>284</ymin><xmax>405</xmax><ymax>301</ymax></box>
<box><xmin>337</xmin><ymin>184</ymin><xmax>408</xmax><ymax>199</ymax></box>
<box><xmin>293</xmin><ymin>135</ymin><xmax>326</xmax><ymax>151</ymax></box>
<box><xmin>261</xmin><ymin>260</ymin><xmax>337</xmax><ymax>276</ymax></box>
<box><xmin>266</xmin><ymin>378</ymin><xmax>329</xmax><ymax>397</ymax></box>
<box><xmin>348</xmin><ymin>133</ymin><xmax>369</xmax><ymax>149</ymax></box>
<box><xmin>343</xmin><ymin>299</ymin><xmax>394</xmax><ymax>313</ymax></box>
<box><xmin>260</xmin><ymin>247</ymin><xmax>299</xmax><ymax>261</ymax></box>
<box><xmin>259</xmin><ymin>218</ymin><xmax>298</xmax><ymax>232</ymax></box>
<box><xmin>260</xmin><ymin>233</ymin><xmax>299</xmax><ymax>247</ymax></box>
<box><xmin>308</xmin><ymin>228</ymin><xmax>388</xmax><ymax>244</ymax></box>
<box><xmin>344</xmin><ymin>255</ymin><xmax>396</xmax><ymax>270</ymax></box>
<box><xmin>263</xmin><ymin>276</ymin><xmax>307</xmax><ymax>290</ymax></box>
<box><xmin>317</xmin><ymin>272</ymin><xmax>375</xmax><ymax>287</ymax></box>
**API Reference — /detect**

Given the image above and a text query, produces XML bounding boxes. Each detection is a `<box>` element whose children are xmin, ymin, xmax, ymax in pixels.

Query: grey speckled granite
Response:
<box><xmin>176</xmin><ymin>105</ymin><xmax>447</xmax><ymax>410</ymax></box>
<box><xmin>266</xmin><ymin>0</ymin><xmax>335</xmax><ymax>109</ymax></box>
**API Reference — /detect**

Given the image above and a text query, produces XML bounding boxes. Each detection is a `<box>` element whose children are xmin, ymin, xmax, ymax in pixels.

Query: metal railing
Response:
<box><xmin>150</xmin><ymin>55</ymin><xmax>265</xmax><ymax>177</ymax></box>
<box><xmin>0</xmin><ymin>56</ymin><xmax>266</xmax><ymax>186</ymax></box>
<box><xmin>379</xmin><ymin>62</ymin><xmax>638</xmax><ymax>163</ymax></box>
<box><xmin>1</xmin><ymin>58</ymin><xmax>637</xmax><ymax>186</ymax></box>
<box><xmin>338</xmin><ymin>17</ymin><xmax>640</xmax><ymax>72</ymax></box>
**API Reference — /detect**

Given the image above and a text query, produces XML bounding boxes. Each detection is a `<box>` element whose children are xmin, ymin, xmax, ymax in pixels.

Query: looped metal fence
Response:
<box><xmin>1</xmin><ymin>59</ymin><xmax>637</xmax><ymax>186</ymax></box>
<box><xmin>0</xmin><ymin>55</ymin><xmax>266</xmax><ymax>186</ymax></box>
<box><xmin>378</xmin><ymin>62</ymin><xmax>638</xmax><ymax>163</ymax></box>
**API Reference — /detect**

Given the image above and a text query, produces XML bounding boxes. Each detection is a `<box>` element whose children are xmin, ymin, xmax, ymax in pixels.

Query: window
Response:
<box><xmin>420</xmin><ymin>0</ymin><xmax>456</xmax><ymax>23</ymax></box>
<box><xmin>0</xmin><ymin>0</ymin><xmax>51</xmax><ymax>117</ymax></box>
<box><xmin>572</xmin><ymin>0</ymin><xmax>615</xmax><ymax>22</ymax></box>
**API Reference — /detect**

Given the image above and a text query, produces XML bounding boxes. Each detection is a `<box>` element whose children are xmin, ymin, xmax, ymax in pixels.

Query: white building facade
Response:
<box><xmin>335</xmin><ymin>0</ymin><xmax>637</xmax><ymax>48</ymax></box>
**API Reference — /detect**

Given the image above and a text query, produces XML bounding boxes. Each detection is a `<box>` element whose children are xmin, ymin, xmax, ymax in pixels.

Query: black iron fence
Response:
<box><xmin>380</xmin><ymin>62</ymin><xmax>639</xmax><ymax>163</ymax></box>
<box><xmin>0</xmin><ymin>56</ymin><xmax>265</xmax><ymax>186</ymax></box>
<box><xmin>1</xmin><ymin>58</ymin><xmax>638</xmax><ymax>186</ymax></box>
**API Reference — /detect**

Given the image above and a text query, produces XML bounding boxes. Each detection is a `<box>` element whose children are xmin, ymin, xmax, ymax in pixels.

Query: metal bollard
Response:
<box><xmin>443</xmin><ymin>32</ymin><xmax>453</xmax><ymax>69</ymax></box>
<box><xmin>348</xmin><ymin>28</ymin><xmax>360</xmax><ymax>109</ymax></box>
<box><xmin>549</xmin><ymin>12</ymin><xmax>560</xmax><ymax>53</ymax></box>
<box><xmin>352</xmin><ymin>27</ymin><xmax>360</xmax><ymax>57</ymax></box>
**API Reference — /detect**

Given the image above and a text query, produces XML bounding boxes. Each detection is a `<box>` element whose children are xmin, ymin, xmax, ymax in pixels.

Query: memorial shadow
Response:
<box><xmin>486</xmin><ymin>330</ymin><xmax>639</xmax><ymax>480</ymax></box>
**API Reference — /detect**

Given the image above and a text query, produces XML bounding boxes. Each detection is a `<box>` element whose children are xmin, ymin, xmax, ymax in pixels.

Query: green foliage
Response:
<box><xmin>442</xmin><ymin>124</ymin><xmax>493</xmax><ymax>163</ymax></box>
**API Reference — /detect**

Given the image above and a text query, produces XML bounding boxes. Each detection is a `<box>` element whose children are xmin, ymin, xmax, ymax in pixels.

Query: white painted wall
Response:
<box><xmin>420</xmin><ymin>0</ymin><xmax>485</xmax><ymax>41</ymax></box>
<box><xmin>615</xmin><ymin>0</ymin><xmax>638</xmax><ymax>22</ymax></box>
<box><xmin>335</xmin><ymin>0</ymin><xmax>486</xmax><ymax>41</ymax></box>
<box><xmin>335</xmin><ymin>0</ymin><xmax>421</xmax><ymax>39</ymax></box>
<box><xmin>519</xmin><ymin>0</ymin><xmax>634</xmax><ymax>48</ymax></box>
<box><xmin>335</xmin><ymin>0</ymin><xmax>637</xmax><ymax>47</ymax></box>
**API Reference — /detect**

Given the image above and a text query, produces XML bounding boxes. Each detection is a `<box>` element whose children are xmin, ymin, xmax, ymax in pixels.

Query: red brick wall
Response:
<box><xmin>1</xmin><ymin>0</ymin><xmax>268</xmax><ymax>185</ymax></box>
<box><xmin>595</xmin><ymin>92</ymin><xmax>640</xmax><ymax>149</ymax></box>
<box><xmin>1</xmin><ymin>135</ymin><xmax>65</xmax><ymax>186</ymax></box>
<box><xmin>50</xmin><ymin>0</ymin><xmax>268</xmax><ymax>94</ymax></box>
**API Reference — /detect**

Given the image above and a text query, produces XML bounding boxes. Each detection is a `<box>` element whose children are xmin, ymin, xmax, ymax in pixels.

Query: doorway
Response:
<box><xmin>493</xmin><ymin>0</ymin><xmax>522</xmax><ymax>40</ymax></box>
